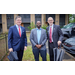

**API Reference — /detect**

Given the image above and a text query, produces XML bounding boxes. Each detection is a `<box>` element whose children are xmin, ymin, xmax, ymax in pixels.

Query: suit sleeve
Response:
<box><xmin>41</xmin><ymin>30</ymin><xmax>47</xmax><ymax>45</ymax></box>
<box><xmin>57</xmin><ymin>26</ymin><xmax>63</xmax><ymax>42</ymax></box>
<box><xmin>30</xmin><ymin>30</ymin><xmax>37</xmax><ymax>46</ymax></box>
<box><xmin>8</xmin><ymin>27</ymin><xmax>13</xmax><ymax>49</ymax></box>
<box><xmin>24</xmin><ymin>28</ymin><xmax>27</xmax><ymax>46</ymax></box>
<box><xmin>46</xmin><ymin>27</ymin><xmax>48</xmax><ymax>40</ymax></box>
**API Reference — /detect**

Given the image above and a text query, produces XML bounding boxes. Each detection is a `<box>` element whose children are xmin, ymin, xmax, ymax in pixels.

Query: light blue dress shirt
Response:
<box><xmin>49</xmin><ymin>24</ymin><xmax>54</xmax><ymax>42</ymax></box>
<box><xmin>16</xmin><ymin>25</ymin><xmax>22</xmax><ymax>34</ymax></box>
<box><xmin>37</xmin><ymin>28</ymin><xmax>41</xmax><ymax>44</ymax></box>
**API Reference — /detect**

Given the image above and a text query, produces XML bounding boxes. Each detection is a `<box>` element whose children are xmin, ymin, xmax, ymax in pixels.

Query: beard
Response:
<box><xmin>37</xmin><ymin>25</ymin><xmax>41</xmax><ymax>28</ymax></box>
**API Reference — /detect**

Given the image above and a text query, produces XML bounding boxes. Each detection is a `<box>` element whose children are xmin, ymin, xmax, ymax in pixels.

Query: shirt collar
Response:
<box><xmin>16</xmin><ymin>24</ymin><xmax>21</xmax><ymax>28</ymax></box>
<box><xmin>36</xmin><ymin>27</ymin><xmax>41</xmax><ymax>30</ymax></box>
<box><xmin>49</xmin><ymin>24</ymin><xmax>54</xmax><ymax>28</ymax></box>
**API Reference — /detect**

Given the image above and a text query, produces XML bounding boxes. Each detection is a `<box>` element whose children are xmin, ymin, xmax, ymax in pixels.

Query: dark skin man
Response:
<box><xmin>35</xmin><ymin>21</ymin><xmax>42</xmax><ymax>49</ymax></box>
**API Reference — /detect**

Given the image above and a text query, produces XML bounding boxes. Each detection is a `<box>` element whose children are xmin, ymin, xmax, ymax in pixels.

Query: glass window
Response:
<box><xmin>23</xmin><ymin>23</ymin><xmax>30</xmax><ymax>31</ymax></box>
<box><xmin>18</xmin><ymin>14</ymin><xmax>30</xmax><ymax>23</ymax></box>
<box><xmin>59</xmin><ymin>14</ymin><xmax>65</xmax><ymax>27</ymax></box>
<box><xmin>7</xmin><ymin>14</ymin><xmax>14</xmax><ymax>29</ymax></box>
<box><xmin>24</xmin><ymin>14</ymin><xmax>30</xmax><ymax>18</ymax></box>
<box><xmin>35</xmin><ymin>14</ymin><xmax>41</xmax><ymax>24</ymax></box>
<box><xmin>7</xmin><ymin>14</ymin><xmax>14</xmax><ymax>19</ymax></box>
<box><xmin>0</xmin><ymin>14</ymin><xmax>2</xmax><ymax>23</ymax></box>
<box><xmin>46</xmin><ymin>14</ymin><xmax>55</xmax><ymax>21</ymax></box>
<box><xmin>35</xmin><ymin>14</ymin><xmax>41</xmax><ymax>18</ymax></box>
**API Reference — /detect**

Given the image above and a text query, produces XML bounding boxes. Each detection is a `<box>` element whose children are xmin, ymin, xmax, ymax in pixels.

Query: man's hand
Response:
<box><xmin>38</xmin><ymin>45</ymin><xmax>42</xmax><ymax>49</ymax></box>
<box><xmin>9</xmin><ymin>48</ymin><xmax>13</xmax><ymax>52</ymax></box>
<box><xmin>35</xmin><ymin>45</ymin><xmax>39</xmax><ymax>49</ymax></box>
<box><xmin>35</xmin><ymin>45</ymin><xmax>42</xmax><ymax>49</ymax></box>
<box><xmin>57</xmin><ymin>41</ymin><xmax>61</xmax><ymax>46</ymax></box>
<box><xmin>24</xmin><ymin>46</ymin><xmax>27</xmax><ymax>51</ymax></box>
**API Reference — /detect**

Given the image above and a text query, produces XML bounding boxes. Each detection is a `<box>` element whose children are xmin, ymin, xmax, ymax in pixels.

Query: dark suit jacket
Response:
<box><xmin>46</xmin><ymin>24</ymin><xmax>63</xmax><ymax>47</ymax></box>
<box><xmin>8</xmin><ymin>25</ymin><xmax>27</xmax><ymax>51</ymax></box>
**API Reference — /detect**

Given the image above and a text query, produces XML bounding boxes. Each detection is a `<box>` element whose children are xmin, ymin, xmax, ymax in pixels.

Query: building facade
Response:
<box><xmin>0</xmin><ymin>14</ymin><xmax>69</xmax><ymax>33</ymax></box>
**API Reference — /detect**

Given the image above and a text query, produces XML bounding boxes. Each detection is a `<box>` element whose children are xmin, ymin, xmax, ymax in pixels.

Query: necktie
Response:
<box><xmin>19</xmin><ymin>26</ymin><xmax>21</xmax><ymax>37</ymax></box>
<box><xmin>49</xmin><ymin>27</ymin><xmax>52</xmax><ymax>43</ymax></box>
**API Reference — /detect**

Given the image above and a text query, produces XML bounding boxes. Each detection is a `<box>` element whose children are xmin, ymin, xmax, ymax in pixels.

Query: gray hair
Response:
<box><xmin>48</xmin><ymin>17</ymin><xmax>54</xmax><ymax>21</ymax></box>
<box><xmin>15</xmin><ymin>16</ymin><xmax>22</xmax><ymax>20</ymax></box>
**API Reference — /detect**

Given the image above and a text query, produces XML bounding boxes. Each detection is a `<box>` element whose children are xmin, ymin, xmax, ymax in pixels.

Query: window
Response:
<box><xmin>0</xmin><ymin>14</ymin><xmax>2</xmax><ymax>23</ymax></box>
<box><xmin>7</xmin><ymin>14</ymin><xmax>14</xmax><ymax>29</ymax></box>
<box><xmin>24</xmin><ymin>14</ymin><xmax>30</xmax><ymax>18</ymax></box>
<box><xmin>59</xmin><ymin>14</ymin><xmax>65</xmax><ymax>27</ymax></box>
<box><xmin>7</xmin><ymin>14</ymin><xmax>14</xmax><ymax>19</ymax></box>
<box><xmin>35</xmin><ymin>14</ymin><xmax>41</xmax><ymax>24</ymax></box>
<box><xmin>23</xmin><ymin>23</ymin><xmax>30</xmax><ymax>31</ymax></box>
<box><xmin>46</xmin><ymin>14</ymin><xmax>55</xmax><ymax>22</ymax></box>
<box><xmin>18</xmin><ymin>14</ymin><xmax>30</xmax><ymax>23</ymax></box>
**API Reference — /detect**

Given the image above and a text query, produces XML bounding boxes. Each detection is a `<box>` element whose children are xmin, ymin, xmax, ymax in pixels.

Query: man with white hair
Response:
<box><xmin>46</xmin><ymin>17</ymin><xmax>63</xmax><ymax>61</ymax></box>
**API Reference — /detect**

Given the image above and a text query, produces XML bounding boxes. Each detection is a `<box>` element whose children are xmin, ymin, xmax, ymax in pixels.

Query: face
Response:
<box><xmin>36</xmin><ymin>21</ymin><xmax>41</xmax><ymax>28</ymax></box>
<box><xmin>15</xmin><ymin>18</ymin><xmax>22</xmax><ymax>26</ymax></box>
<box><xmin>47</xmin><ymin>17</ymin><xmax>54</xmax><ymax>26</ymax></box>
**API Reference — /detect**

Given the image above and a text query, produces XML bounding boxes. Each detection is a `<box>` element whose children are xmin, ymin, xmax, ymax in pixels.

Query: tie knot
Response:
<box><xmin>18</xmin><ymin>26</ymin><xmax>20</xmax><ymax>28</ymax></box>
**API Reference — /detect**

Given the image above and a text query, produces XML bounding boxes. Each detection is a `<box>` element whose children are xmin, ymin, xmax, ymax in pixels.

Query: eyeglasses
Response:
<box><xmin>48</xmin><ymin>20</ymin><xmax>53</xmax><ymax>21</ymax></box>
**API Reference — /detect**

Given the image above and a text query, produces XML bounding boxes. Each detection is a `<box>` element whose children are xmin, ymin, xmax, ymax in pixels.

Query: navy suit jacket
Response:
<box><xmin>46</xmin><ymin>24</ymin><xmax>63</xmax><ymax>47</ymax></box>
<box><xmin>8</xmin><ymin>25</ymin><xmax>27</xmax><ymax>51</ymax></box>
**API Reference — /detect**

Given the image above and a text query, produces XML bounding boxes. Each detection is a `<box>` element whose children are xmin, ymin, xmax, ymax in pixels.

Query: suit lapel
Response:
<box><xmin>47</xmin><ymin>26</ymin><xmax>49</xmax><ymax>36</ymax></box>
<box><xmin>52</xmin><ymin>24</ymin><xmax>55</xmax><ymax>36</ymax></box>
<box><xmin>39</xmin><ymin>28</ymin><xmax>43</xmax><ymax>44</ymax></box>
<box><xmin>35</xmin><ymin>28</ymin><xmax>38</xmax><ymax>44</ymax></box>
<box><xmin>15</xmin><ymin>25</ymin><xmax>20</xmax><ymax>37</ymax></box>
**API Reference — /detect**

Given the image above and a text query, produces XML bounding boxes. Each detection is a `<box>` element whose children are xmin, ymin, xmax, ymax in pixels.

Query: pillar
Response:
<box><xmin>2</xmin><ymin>14</ymin><xmax>7</xmax><ymax>33</ymax></box>
<box><xmin>65</xmin><ymin>14</ymin><xmax>69</xmax><ymax>25</ymax></box>
<box><xmin>55</xmin><ymin>14</ymin><xmax>59</xmax><ymax>25</ymax></box>
<box><xmin>42</xmin><ymin>14</ymin><xmax>46</xmax><ymax>26</ymax></box>
<box><xmin>14</xmin><ymin>14</ymin><xmax>18</xmax><ymax>25</ymax></box>
<box><xmin>30</xmin><ymin>14</ymin><xmax>35</xmax><ymax>24</ymax></box>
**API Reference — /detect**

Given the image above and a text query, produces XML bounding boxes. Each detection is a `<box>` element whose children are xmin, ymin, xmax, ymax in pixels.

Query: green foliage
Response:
<box><xmin>41</xmin><ymin>24</ymin><xmax>48</xmax><ymax>30</ymax></box>
<box><xmin>69</xmin><ymin>14</ymin><xmax>75</xmax><ymax>23</ymax></box>
<box><xmin>28</xmin><ymin>22</ymin><xmax>48</xmax><ymax>31</ymax></box>
<box><xmin>28</xmin><ymin>22</ymin><xmax>35</xmax><ymax>31</ymax></box>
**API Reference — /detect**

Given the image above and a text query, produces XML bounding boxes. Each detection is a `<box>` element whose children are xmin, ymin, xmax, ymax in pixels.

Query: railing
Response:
<box><xmin>0</xmin><ymin>34</ymin><xmax>8</xmax><ymax>60</ymax></box>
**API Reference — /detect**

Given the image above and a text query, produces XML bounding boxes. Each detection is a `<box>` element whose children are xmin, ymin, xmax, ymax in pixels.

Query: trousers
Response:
<box><xmin>33</xmin><ymin>49</ymin><xmax>46</xmax><ymax>61</ymax></box>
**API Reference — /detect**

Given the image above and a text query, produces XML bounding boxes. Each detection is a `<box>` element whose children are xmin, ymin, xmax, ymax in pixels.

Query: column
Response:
<box><xmin>14</xmin><ymin>14</ymin><xmax>18</xmax><ymax>25</ymax></box>
<box><xmin>55</xmin><ymin>14</ymin><xmax>59</xmax><ymax>25</ymax></box>
<box><xmin>42</xmin><ymin>14</ymin><xmax>46</xmax><ymax>26</ymax></box>
<box><xmin>30</xmin><ymin>14</ymin><xmax>35</xmax><ymax>24</ymax></box>
<box><xmin>2</xmin><ymin>14</ymin><xmax>7</xmax><ymax>33</ymax></box>
<box><xmin>65</xmin><ymin>14</ymin><xmax>69</xmax><ymax>25</ymax></box>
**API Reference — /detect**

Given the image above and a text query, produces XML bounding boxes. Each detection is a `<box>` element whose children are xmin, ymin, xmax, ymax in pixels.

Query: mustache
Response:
<box><xmin>37</xmin><ymin>25</ymin><xmax>41</xmax><ymax>28</ymax></box>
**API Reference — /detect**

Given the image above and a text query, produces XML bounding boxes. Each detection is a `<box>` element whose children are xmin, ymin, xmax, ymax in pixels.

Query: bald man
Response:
<box><xmin>46</xmin><ymin>17</ymin><xmax>63</xmax><ymax>61</ymax></box>
<box><xmin>30</xmin><ymin>21</ymin><xmax>47</xmax><ymax>61</ymax></box>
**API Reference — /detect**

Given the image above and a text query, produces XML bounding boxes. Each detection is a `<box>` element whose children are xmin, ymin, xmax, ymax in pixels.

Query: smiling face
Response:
<box><xmin>47</xmin><ymin>17</ymin><xmax>54</xmax><ymax>26</ymax></box>
<box><xmin>15</xmin><ymin>17</ymin><xmax>22</xmax><ymax>26</ymax></box>
<box><xmin>36</xmin><ymin>21</ymin><xmax>41</xmax><ymax>28</ymax></box>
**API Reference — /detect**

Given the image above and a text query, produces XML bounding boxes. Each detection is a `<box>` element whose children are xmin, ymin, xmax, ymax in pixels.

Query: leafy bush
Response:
<box><xmin>28</xmin><ymin>22</ymin><xmax>48</xmax><ymax>31</ymax></box>
<box><xmin>28</xmin><ymin>22</ymin><xmax>35</xmax><ymax>31</ymax></box>
<box><xmin>41</xmin><ymin>24</ymin><xmax>48</xmax><ymax>30</ymax></box>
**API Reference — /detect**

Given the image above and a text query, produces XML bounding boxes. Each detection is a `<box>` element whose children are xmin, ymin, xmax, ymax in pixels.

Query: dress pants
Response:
<box><xmin>49</xmin><ymin>42</ymin><xmax>55</xmax><ymax>61</ymax></box>
<box><xmin>33</xmin><ymin>49</ymin><xmax>46</xmax><ymax>61</ymax></box>
<box><xmin>17</xmin><ymin>49</ymin><xmax>24</xmax><ymax>61</ymax></box>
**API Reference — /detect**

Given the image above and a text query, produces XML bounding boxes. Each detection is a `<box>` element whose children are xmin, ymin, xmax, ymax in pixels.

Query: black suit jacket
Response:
<box><xmin>46</xmin><ymin>24</ymin><xmax>63</xmax><ymax>47</ymax></box>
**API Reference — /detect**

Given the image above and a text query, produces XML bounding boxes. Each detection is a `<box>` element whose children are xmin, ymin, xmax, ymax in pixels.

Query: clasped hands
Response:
<box><xmin>35</xmin><ymin>44</ymin><xmax>42</xmax><ymax>49</ymax></box>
